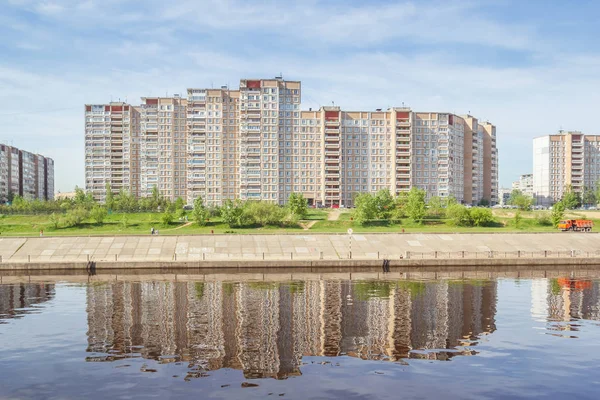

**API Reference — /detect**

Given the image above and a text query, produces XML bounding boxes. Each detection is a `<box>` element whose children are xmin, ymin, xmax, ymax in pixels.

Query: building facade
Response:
<box><xmin>0</xmin><ymin>144</ymin><xmax>54</xmax><ymax>202</ymax></box>
<box><xmin>85</xmin><ymin>77</ymin><xmax>498</xmax><ymax>206</ymax></box>
<box><xmin>512</xmin><ymin>173</ymin><xmax>533</xmax><ymax>197</ymax></box>
<box><xmin>533</xmin><ymin>131</ymin><xmax>600</xmax><ymax>206</ymax></box>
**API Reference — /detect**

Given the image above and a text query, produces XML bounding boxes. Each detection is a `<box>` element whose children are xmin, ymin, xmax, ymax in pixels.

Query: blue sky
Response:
<box><xmin>2</xmin><ymin>0</ymin><xmax>600</xmax><ymax>192</ymax></box>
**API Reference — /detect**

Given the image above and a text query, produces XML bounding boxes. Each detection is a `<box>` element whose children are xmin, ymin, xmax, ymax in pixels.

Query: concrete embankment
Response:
<box><xmin>0</xmin><ymin>233</ymin><xmax>599</xmax><ymax>271</ymax></box>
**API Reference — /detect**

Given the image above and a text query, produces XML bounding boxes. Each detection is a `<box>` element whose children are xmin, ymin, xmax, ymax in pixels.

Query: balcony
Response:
<box><xmin>396</xmin><ymin>120</ymin><xmax>410</xmax><ymax>127</ymax></box>
<box><xmin>325</xmin><ymin>120</ymin><xmax>339</xmax><ymax>127</ymax></box>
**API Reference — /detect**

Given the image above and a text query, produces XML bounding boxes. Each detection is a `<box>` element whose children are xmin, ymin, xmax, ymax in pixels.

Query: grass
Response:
<box><xmin>0</xmin><ymin>209</ymin><xmax>597</xmax><ymax>236</ymax></box>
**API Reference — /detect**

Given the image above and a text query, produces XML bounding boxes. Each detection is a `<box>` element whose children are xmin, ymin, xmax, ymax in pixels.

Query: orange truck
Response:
<box><xmin>557</xmin><ymin>219</ymin><xmax>593</xmax><ymax>232</ymax></box>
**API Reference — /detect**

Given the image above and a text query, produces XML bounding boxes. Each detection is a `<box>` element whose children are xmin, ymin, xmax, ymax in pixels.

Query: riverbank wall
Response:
<box><xmin>1</xmin><ymin>233</ymin><xmax>600</xmax><ymax>270</ymax></box>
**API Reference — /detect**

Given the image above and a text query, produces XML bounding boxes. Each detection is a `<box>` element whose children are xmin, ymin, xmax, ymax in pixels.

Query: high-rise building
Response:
<box><xmin>0</xmin><ymin>144</ymin><xmax>54</xmax><ymax>202</ymax></box>
<box><xmin>533</xmin><ymin>131</ymin><xmax>600</xmax><ymax>206</ymax></box>
<box><xmin>84</xmin><ymin>103</ymin><xmax>140</xmax><ymax>202</ymax></box>
<box><xmin>85</xmin><ymin>77</ymin><xmax>498</xmax><ymax>206</ymax></box>
<box><xmin>512</xmin><ymin>173</ymin><xmax>533</xmax><ymax>197</ymax></box>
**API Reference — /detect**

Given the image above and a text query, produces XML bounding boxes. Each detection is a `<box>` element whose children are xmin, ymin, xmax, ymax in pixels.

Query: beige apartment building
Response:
<box><xmin>533</xmin><ymin>131</ymin><xmax>600</xmax><ymax>206</ymax></box>
<box><xmin>84</xmin><ymin>103</ymin><xmax>139</xmax><ymax>202</ymax></box>
<box><xmin>85</xmin><ymin>77</ymin><xmax>498</xmax><ymax>206</ymax></box>
<box><xmin>0</xmin><ymin>144</ymin><xmax>54</xmax><ymax>202</ymax></box>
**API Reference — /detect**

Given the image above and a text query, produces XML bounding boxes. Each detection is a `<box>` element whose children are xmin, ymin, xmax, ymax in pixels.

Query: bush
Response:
<box><xmin>161</xmin><ymin>212</ymin><xmax>174</xmax><ymax>226</ymax></box>
<box><xmin>90</xmin><ymin>206</ymin><xmax>108</xmax><ymax>224</ymax></box>
<box><xmin>221</xmin><ymin>199</ymin><xmax>251</xmax><ymax>228</ymax></box>
<box><xmin>470</xmin><ymin>207</ymin><xmax>494</xmax><ymax>227</ymax></box>
<box><xmin>535</xmin><ymin>212</ymin><xmax>552</xmax><ymax>226</ymax></box>
<box><xmin>49</xmin><ymin>213</ymin><xmax>60</xmax><ymax>229</ymax></box>
<box><xmin>63</xmin><ymin>207</ymin><xmax>89</xmax><ymax>227</ymax></box>
<box><xmin>446</xmin><ymin>204</ymin><xmax>473</xmax><ymax>226</ymax></box>
<box><xmin>244</xmin><ymin>201</ymin><xmax>286</xmax><ymax>226</ymax></box>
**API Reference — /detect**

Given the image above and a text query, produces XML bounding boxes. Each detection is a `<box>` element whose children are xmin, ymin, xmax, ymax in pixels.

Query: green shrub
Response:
<box><xmin>161</xmin><ymin>212</ymin><xmax>174</xmax><ymax>226</ymax></box>
<box><xmin>535</xmin><ymin>212</ymin><xmax>552</xmax><ymax>226</ymax></box>
<box><xmin>446</xmin><ymin>204</ymin><xmax>472</xmax><ymax>226</ymax></box>
<box><xmin>90</xmin><ymin>206</ymin><xmax>108</xmax><ymax>224</ymax></box>
<box><xmin>470</xmin><ymin>207</ymin><xmax>494</xmax><ymax>227</ymax></box>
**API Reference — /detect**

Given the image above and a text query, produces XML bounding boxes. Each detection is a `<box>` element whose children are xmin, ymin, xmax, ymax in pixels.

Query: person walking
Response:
<box><xmin>151</xmin><ymin>227</ymin><xmax>155</xmax><ymax>235</ymax></box>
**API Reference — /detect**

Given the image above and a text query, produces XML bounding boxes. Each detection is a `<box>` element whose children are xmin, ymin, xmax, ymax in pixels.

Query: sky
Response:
<box><xmin>2</xmin><ymin>0</ymin><xmax>600</xmax><ymax>193</ymax></box>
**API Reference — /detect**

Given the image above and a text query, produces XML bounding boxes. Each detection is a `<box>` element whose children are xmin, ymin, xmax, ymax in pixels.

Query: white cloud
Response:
<box><xmin>2</xmin><ymin>0</ymin><xmax>600</xmax><ymax>190</ymax></box>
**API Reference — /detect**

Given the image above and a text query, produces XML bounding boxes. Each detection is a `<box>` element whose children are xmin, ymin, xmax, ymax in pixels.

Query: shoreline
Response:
<box><xmin>1</xmin><ymin>232</ymin><xmax>600</xmax><ymax>271</ymax></box>
<box><xmin>1</xmin><ymin>264</ymin><xmax>599</xmax><ymax>283</ymax></box>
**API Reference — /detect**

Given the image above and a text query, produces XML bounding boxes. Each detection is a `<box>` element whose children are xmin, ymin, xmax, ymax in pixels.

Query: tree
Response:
<box><xmin>353</xmin><ymin>193</ymin><xmax>377</xmax><ymax>225</ymax></box>
<box><xmin>446</xmin><ymin>204</ymin><xmax>473</xmax><ymax>226</ymax></box>
<box><xmin>49</xmin><ymin>213</ymin><xmax>60</xmax><ymax>229</ymax></box>
<box><xmin>221</xmin><ymin>199</ymin><xmax>248</xmax><ymax>228</ymax></box>
<box><xmin>174</xmin><ymin>197</ymin><xmax>185</xmax><ymax>211</ymax></box>
<box><xmin>105</xmin><ymin>182</ymin><xmax>115</xmax><ymax>210</ymax></box>
<box><xmin>514</xmin><ymin>210</ymin><xmax>522</xmax><ymax>228</ymax></box>
<box><xmin>373</xmin><ymin>189</ymin><xmax>394</xmax><ymax>219</ymax></box>
<box><xmin>161</xmin><ymin>211</ymin><xmax>174</xmax><ymax>226</ymax></box>
<box><xmin>427</xmin><ymin>196</ymin><xmax>445</xmax><ymax>218</ymax></box>
<box><xmin>405</xmin><ymin>187</ymin><xmax>426</xmax><ymax>223</ymax></box>
<box><xmin>551</xmin><ymin>200</ymin><xmax>565</xmax><ymax>227</ymax></box>
<box><xmin>470</xmin><ymin>207</ymin><xmax>493</xmax><ymax>227</ymax></box>
<box><xmin>115</xmin><ymin>189</ymin><xmax>138</xmax><ymax>212</ymax></box>
<box><xmin>192</xmin><ymin>196</ymin><xmax>210</xmax><ymax>226</ymax></box>
<box><xmin>90</xmin><ymin>206</ymin><xmax>108</xmax><ymax>224</ymax></box>
<box><xmin>74</xmin><ymin>186</ymin><xmax>86</xmax><ymax>205</ymax></box>
<box><xmin>288</xmin><ymin>193</ymin><xmax>308</xmax><ymax>219</ymax></box>
<box><xmin>561</xmin><ymin>185</ymin><xmax>580</xmax><ymax>209</ymax></box>
<box><xmin>583</xmin><ymin>187</ymin><xmax>597</xmax><ymax>207</ymax></box>
<box><xmin>391</xmin><ymin>192</ymin><xmax>409</xmax><ymax>219</ymax></box>
<box><xmin>7</xmin><ymin>190</ymin><xmax>15</xmax><ymax>204</ymax></box>
<box><xmin>508</xmin><ymin>189</ymin><xmax>533</xmax><ymax>211</ymax></box>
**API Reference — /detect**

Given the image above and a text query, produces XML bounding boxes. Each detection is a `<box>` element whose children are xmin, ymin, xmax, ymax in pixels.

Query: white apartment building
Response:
<box><xmin>512</xmin><ymin>174</ymin><xmax>533</xmax><ymax>196</ymax></box>
<box><xmin>0</xmin><ymin>144</ymin><xmax>54</xmax><ymax>202</ymax></box>
<box><xmin>85</xmin><ymin>77</ymin><xmax>498</xmax><ymax>206</ymax></box>
<box><xmin>533</xmin><ymin>131</ymin><xmax>600</xmax><ymax>206</ymax></box>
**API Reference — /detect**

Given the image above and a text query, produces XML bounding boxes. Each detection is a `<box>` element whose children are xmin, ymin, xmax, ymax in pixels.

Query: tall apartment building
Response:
<box><xmin>139</xmin><ymin>96</ymin><xmax>187</xmax><ymax>199</ymax></box>
<box><xmin>533</xmin><ymin>131</ymin><xmax>600</xmax><ymax>206</ymax></box>
<box><xmin>0</xmin><ymin>144</ymin><xmax>54</xmax><ymax>202</ymax></box>
<box><xmin>84</xmin><ymin>103</ymin><xmax>140</xmax><ymax>202</ymax></box>
<box><xmin>85</xmin><ymin>77</ymin><xmax>498</xmax><ymax>206</ymax></box>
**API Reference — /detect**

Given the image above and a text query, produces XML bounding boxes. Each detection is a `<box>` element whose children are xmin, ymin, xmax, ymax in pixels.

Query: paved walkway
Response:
<box><xmin>1</xmin><ymin>233</ymin><xmax>599</xmax><ymax>263</ymax></box>
<box><xmin>327</xmin><ymin>209</ymin><xmax>342</xmax><ymax>221</ymax></box>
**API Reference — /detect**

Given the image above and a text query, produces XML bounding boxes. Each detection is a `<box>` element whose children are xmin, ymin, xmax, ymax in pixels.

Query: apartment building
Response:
<box><xmin>139</xmin><ymin>96</ymin><xmax>188</xmax><ymax>199</ymax></box>
<box><xmin>0</xmin><ymin>144</ymin><xmax>54</xmax><ymax>202</ymax></box>
<box><xmin>85</xmin><ymin>77</ymin><xmax>498</xmax><ymax>206</ymax></box>
<box><xmin>84</xmin><ymin>103</ymin><xmax>139</xmax><ymax>202</ymax></box>
<box><xmin>512</xmin><ymin>173</ymin><xmax>533</xmax><ymax>196</ymax></box>
<box><xmin>533</xmin><ymin>131</ymin><xmax>600</xmax><ymax>206</ymax></box>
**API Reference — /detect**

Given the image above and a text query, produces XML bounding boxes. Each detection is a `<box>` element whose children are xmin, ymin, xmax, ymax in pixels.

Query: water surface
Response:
<box><xmin>1</xmin><ymin>275</ymin><xmax>600</xmax><ymax>399</ymax></box>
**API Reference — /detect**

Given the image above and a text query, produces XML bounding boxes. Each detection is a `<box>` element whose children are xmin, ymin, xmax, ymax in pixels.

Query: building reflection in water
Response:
<box><xmin>532</xmin><ymin>278</ymin><xmax>600</xmax><ymax>335</ymax></box>
<box><xmin>0</xmin><ymin>283</ymin><xmax>55</xmax><ymax>323</ymax></box>
<box><xmin>85</xmin><ymin>279</ymin><xmax>498</xmax><ymax>379</ymax></box>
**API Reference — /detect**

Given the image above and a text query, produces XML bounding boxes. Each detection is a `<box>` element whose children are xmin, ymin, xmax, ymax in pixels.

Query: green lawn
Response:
<box><xmin>0</xmin><ymin>209</ymin><xmax>594</xmax><ymax>236</ymax></box>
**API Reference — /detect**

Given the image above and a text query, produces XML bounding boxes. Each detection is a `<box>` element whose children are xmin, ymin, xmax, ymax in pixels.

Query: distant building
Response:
<box><xmin>0</xmin><ymin>144</ymin><xmax>54</xmax><ymax>202</ymax></box>
<box><xmin>533</xmin><ymin>131</ymin><xmax>599</xmax><ymax>206</ymax></box>
<box><xmin>498</xmin><ymin>188</ymin><xmax>512</xmax><ymax>205</ymax></box>
<box><xmin>512</xmin><ymin>174</ymin><xmax>533</xmax><ymax>197</ymax></box>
